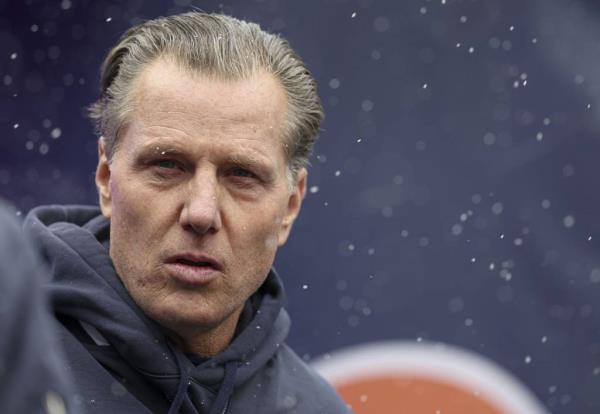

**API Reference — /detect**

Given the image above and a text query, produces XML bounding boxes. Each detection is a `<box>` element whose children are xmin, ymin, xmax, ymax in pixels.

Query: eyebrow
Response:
<box><xmin>133</xmin><ymin>142</ymin><xmax>183</xmax><ymax>161</ymax></box>
<box><xmin>228</xmin><ymin>151</ymin><xmax>272</xmax><ymax>169</ymax></box>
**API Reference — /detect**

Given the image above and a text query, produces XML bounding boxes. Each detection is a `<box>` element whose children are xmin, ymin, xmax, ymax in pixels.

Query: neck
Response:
<box><xmin>168</xmin><ymin>306</ymin><xmax>244</xmax><ymax>358</ymax></box>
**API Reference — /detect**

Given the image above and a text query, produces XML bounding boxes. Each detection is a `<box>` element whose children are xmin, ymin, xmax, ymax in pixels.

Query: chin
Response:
<box><xmin>151</xmin><ymin>301</ymin><xmax>229</xmax><ymax>332</ymax></box>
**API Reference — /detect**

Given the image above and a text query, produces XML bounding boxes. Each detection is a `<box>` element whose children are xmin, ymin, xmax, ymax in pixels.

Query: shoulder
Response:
<box><xmin>0</xmin><ymin>201</ymin><xmax>75</xmax><ymax>413</ymax></box>
<box><xmin>269</xmin><ymin>344</ymin><xmax>353</xmax><ymax>414</ymax></box>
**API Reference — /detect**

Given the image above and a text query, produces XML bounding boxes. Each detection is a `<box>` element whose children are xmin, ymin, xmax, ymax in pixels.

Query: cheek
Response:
<box><xmin>255</xmin><ymin>215</ymin><xmax>286</xmax><ymax>262</ymax></box>
<box><xmin>110</xmin><ymin>178</ymin><xmax>153</xmax><ymax>231</ymax></box>
<box><xmin>108</xmin><ymin>179</ymin><xmax>160</xmax><ymax>261</ymax></box>
<box><xmin>110</xmin><ymin>178</ymin><xmax>130</xmax><ymax>214</ymax></box>
<box><xmin>255</xmin><ymin>210</ymin><xmax>284</xmax><ymax>242</ymax></box>
<box><xmin>264</xmin><ymin>233</ymin><xmax>279</xmax><ymax>251</ymax></box>
<box><xmin>233</xmin><ymin>211</ymin><xmax>283</xmax><ymax>258</ymax></box>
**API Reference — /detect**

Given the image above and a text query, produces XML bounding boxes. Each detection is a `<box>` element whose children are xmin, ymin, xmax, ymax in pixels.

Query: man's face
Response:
<box><xmin>96</xmin><ymin>58</ymin><xmax>305</xmax><ymax>344</ymax></box>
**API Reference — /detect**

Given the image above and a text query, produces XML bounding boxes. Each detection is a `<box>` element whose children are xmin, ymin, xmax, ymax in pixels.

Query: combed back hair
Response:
<box><xmin>88</xmin><ymin>12</ymin><xmax>323</xmax><ymax>178</ymax></box>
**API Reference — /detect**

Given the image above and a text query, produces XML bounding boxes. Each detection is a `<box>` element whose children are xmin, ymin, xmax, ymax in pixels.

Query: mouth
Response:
<box><xmin>176</xmin><ymin>258</ymin><xmax>216</xmax><ymax>268</ymax></box>
<box><xmin>165</xmin><ymin>253</ymin><xmax>223</xmax><ymax>285</ymax></box>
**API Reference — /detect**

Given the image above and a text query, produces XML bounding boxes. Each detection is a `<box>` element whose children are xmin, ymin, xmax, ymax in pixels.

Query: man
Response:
<box><xmin>24</xmin><ymin>12</ymin><xmax>350</xmax><ymax>414</ymax></box>
<box><xmin>0</xmin><ymin>201</ymin><xmax>72</xmax><ymax>414</ymax></box>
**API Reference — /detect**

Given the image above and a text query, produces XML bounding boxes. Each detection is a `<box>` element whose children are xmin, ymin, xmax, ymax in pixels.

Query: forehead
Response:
<box><xmin>122</xmin><ymin>57</ymin><xmax>289</xmax><ymax>158</ymax></box>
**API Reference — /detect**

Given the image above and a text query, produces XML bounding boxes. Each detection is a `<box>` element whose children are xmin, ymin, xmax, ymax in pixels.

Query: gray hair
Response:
<box><xmin>88</xmin><ymin>12</ymin><xmax>323</xmax><ymax>178</ymax></box>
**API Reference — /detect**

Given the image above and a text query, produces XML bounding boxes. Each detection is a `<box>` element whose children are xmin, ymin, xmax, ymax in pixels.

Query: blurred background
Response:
<box><xmin>2</xmin><ymin>0</ymin><xmax>600</xmax><ymax>412</ymax></box>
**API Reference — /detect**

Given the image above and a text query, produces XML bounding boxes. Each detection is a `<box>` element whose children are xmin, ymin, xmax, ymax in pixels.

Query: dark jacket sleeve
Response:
<box><xmin>0</xmin><ymin>201</ymin><xmax>75</xmax><ymax>414</ymax></box>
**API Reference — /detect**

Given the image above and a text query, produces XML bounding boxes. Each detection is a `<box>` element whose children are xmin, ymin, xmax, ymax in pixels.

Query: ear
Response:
<box><xmin>95</xmin><ymin>137</ymin><xmax>113</xmax><ymax>218</ymax></box>
<box><xmin>277</xmin><ymin>168</ymin><xmax>307</xmax><ymax>246</ymax></box>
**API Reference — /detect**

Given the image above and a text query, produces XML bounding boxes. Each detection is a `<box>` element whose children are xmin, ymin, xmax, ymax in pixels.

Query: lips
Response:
<box><xmin>165</xmin><ymin>253</ymin><xmax>223</xmax><ymax>285</ymax></box>
<box><xmin>166</xmin><ymin>253</ymin><xmax>223</xmax><ymax>269</ymax></box>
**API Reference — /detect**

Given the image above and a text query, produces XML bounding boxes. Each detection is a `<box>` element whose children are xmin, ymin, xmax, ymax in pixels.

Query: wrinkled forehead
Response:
<box><xmin>110</xmin><ymin>57</ymin><xmax>289</xmax><ymax>145</ymax></box>
<box><xmin>113</xmin><ymin>57</ymin><xmax>292</xmax><ymax>159</ymax></box>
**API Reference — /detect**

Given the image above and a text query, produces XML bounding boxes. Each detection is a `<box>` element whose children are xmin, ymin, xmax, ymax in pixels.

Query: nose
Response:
<box><xmin>179</xmin><ymin>171</ymin><xmax>223</xmax><ymax>235</ymax></box>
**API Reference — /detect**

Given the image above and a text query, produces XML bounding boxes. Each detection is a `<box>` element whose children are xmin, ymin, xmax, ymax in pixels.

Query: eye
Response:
<box><xmin>230</xmin><ymin>168</ymin><xmax>255</xmax><ymax>178</ymax></box>
<box><xmin>147</xmin><ymin>158</ymin><xmax>185</xmax><ymax>180</ymax></box>
<box><xmin>227</xmin><ymin>166</ymin><xmax>258</xmax><ymax>180</ymax></box>
<box><xmin>155</xmin><ymin>159</ymin><xmax>178</xmax><ymax>169</ymax></box>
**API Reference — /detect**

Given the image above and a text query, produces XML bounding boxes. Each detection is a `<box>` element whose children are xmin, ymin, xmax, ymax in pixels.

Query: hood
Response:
<box><xmin>24</xmin><ymin>204</ymin><xmax>290</xmax><ymax>414</ymax></box>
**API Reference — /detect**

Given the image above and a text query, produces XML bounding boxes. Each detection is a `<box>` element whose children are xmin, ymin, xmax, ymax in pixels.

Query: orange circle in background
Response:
<box><xmin>337</xmin><ymin>375</ymin><xmax>504</xmax><ymax>414</ymax></box>
<box><xmin>311</xmin><ymin>341</ymin><xmax>547</xmax><ymax>414</ymax></box>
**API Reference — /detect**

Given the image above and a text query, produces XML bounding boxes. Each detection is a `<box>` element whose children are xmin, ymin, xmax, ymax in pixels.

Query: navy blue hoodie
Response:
<box><xmin>24</xmin><ymin>205</ymin><xmax>350</xmax><ymax>414</ymax></box>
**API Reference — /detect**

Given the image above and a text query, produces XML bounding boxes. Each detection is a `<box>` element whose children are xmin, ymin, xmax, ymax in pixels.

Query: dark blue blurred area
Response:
<box><xmin>2</xmin><ymin>0</ymin><xmax>600</xmax><ymax>412</ymax></box>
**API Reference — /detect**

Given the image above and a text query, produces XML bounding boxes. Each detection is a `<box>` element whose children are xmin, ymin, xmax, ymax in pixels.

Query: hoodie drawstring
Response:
<box><xmin>208</xmin><ymin>361</ymin><xmax>238</xmax><ymax>414</ymax></box>
<box><xmin>167</xmin><ymin>341</ymin><xmax>190</xmax><ymax>414</ymax></box>
<box><xmin>166</xmin><ymin>339</ymin><xmax>239</xmax><ymax>414</ymax></box>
